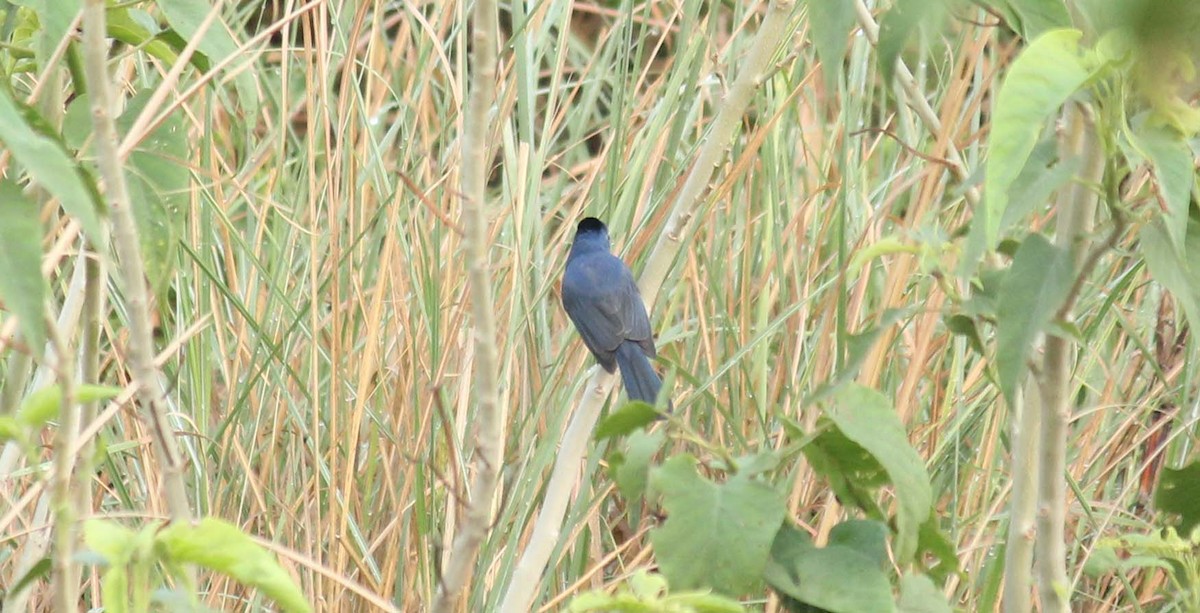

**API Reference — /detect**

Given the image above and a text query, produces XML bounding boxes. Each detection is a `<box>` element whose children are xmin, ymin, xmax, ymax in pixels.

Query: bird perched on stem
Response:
<box><xmin>562</xmin><ymin>217</ymin><xmax>668</xmax><ymax>409</ymax></box>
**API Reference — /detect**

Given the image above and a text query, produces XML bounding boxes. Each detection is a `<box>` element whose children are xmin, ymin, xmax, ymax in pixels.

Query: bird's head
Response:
<box><xmin>571</xmin><ymin>217</ymin><xmax>611</xmax><ymax>253</ymax></box>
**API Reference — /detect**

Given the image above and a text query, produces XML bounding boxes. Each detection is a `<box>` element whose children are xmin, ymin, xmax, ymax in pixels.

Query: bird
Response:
<box><xmin>561</xmin><ymin>217</ymin><xmax>668</xmax><ymax>408</ymax></box>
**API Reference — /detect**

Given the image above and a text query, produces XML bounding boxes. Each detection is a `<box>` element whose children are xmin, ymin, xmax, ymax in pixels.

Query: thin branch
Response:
<box><xmin>80</xmin><ymin>0</ymin><xmax>193</xmax><ymax>524</ymax></box>
<box><xmin>431</xmin><ymin>0</ymin><xmax>503</xmax><ymax>609</ymax></box>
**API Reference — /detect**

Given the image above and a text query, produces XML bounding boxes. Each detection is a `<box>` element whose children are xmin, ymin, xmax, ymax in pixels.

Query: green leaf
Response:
<box><xmin>0</xmin><ymin>417</ymin><xmax>23</xmax><ymax>443</ymax></box>
<box><xmin>17</xmin><ymin>384</ymin><xmax>122</xmax><ymax>428</ymax></box>
<box><xmin>121</xmin><ymin>93</ymin><xmax>189</xmax><ymax>296</ymax></box>
<box><xmin>1131</xmin><ymin>123</ymin><xmax>1193</xmax><ymax>254</ymax></box>
<box><xmin>827</xmin><ymin>520</ymin><xmax>889</xmax><ymax>568</ymax></box>
<box><xmin>916</xmin><ymin>514</ymin><xmax>960</xmax><ymax>581</ymax></box>
<box><xmin>802</xmin><ymin>424</ymin><xmax>889</xmax><ymax>518</ymax></box>
<box><xmin>898</xmin><ymin>573</ymin><xmax>953</xmax><ymax>613</ymax></box>
<box><xmin>0</xmin><ymin>88</ymin><xmax>105</xmax><ymax>246</ymax></box>
<box><xmin>596</xmin><ymin>401</ymin><xmax>660</xmax><ymax>440</ymax></box>
<box><xmin>999</xmin><ymin>139</ymin><xmax>1082</xmax><ymax>232</ymax></box>
<box><xmin>765</xmin><ymin>524</ymin><xmax>896</xmax><ymax>613</ymax></box>
<box><xmin>611</xmin><ymin>429</ymin><xmax>665</xmax><ymax>503</ymax></box>
<box><xmin>106</xmin><ymin>7</ymin><xmax>181</xmax><ymax>66</ymax></box>
<box><xmin>650</xmin><ymin>455</ymin><xmax>787</xmax><ymax>595</ymax></box>
<box><xmin>83</xmin><ymin>519</ymin><xmax>139</xmax><ymax>567</ymax></box>
<box><xmin>4</xmin><ymin>557</ymin><xmax>52</xmax><ymax>601</ymax></box>
<box><xmin>984</xmin><ymin>29</ymin><xmax>1095</xmax><ymax>247</ymax></box>
<box><xmin>0</xmin><ymin>180</ymin><xmax>48</xmax><ymax>357</ymax></box>
<box><xmin>806</xmin><ymin>0</ymin><xmax>856</xmax><ymax>92</ymax></box>
<box><xmin>156</xmin><ymin>517</ymin><xmax>312</xmax><ymax>613</ymax></box>
<box><xmin>9</xmin><ymin>0</ymin><xmax>81</xmax><ymax>68</ymax></box>
<box><xmin>1140</xmin><ymin>216</ymin><xmax>1200</xmax><ymax>328</ymax></box>
<box><xmin>998</xmin><ymin>0</ymin><xmax>1072</xmax><ymax>40</ymax></box>
<box><xmin>995</xmin><ymin>233</ymin><xmax>1073</xmax><ymax>404</ymax></box>
<box><xmin>825</xmin><ymin>384</ymin><xmax>933</xmax><ymax>562</ymax></box>
<box><xmin>156</xmin><ymin>0</ymin><xmax>260</xmax><ymax>119</ymax></box>
<box><xmin>877</xmin><ymin>0</ymin><xmax>946</xmax><ymax>85</ymax></box>
<box><xmin>1155</xmin><ymin>461</ymin><xmax>1200</xmax><ymax>535</ymax></box>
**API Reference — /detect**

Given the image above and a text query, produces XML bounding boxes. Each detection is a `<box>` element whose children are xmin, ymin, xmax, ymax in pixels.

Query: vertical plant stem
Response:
<box><xmin>72</xmin><ymin>254</ymin><xmax>105</xmax><ymax>590</ymax></box>
<box><xmin>1003</xmin><ymin>379</ymin><xmax>1039</xmax><ymax>613</ymax></box>
<box><xmin>1035</xmin><ymin>104</ymin><xmax>1101</xmax><ymax>612</ymax></box>
<box><xmin>431</xmin><ymin>0</ymin><xmax>502</xmax><ymax>609</ymax></box>
<box><xmin>49</xmin><ymin>316</ymin><xmax>79</xmax><ymax>610</ymax></box>
<box><xmin>80</xmin><ymin>0</ymin><xmax>192</xmax><ymax>523</ymax></box>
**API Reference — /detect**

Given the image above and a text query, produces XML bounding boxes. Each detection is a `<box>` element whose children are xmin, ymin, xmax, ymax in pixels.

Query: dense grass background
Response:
<box><xmin>1</xmin><ymin>0</ymin><xmax>1196</xmax><ymax>610</ymax></box>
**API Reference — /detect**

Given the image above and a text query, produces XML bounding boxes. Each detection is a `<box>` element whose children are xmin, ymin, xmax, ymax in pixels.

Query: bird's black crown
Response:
<box><xmin>577</xmin><ymin>217</ymin><xmax>608</xmax><ymax>235</ymax></box>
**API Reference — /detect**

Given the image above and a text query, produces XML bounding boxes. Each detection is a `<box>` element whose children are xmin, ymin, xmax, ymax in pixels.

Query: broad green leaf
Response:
<box><xmin>1140</xmin><ymin>216</ymin><xmax>1200</xmax><ymax>328</ymax></box>
<box><xmin>828</xmin><ymin>520</ymin><xmax>889</xmax><ymax>569</ymax></box>
<box><xmin>984</xmin><ymin>29</ymin><xmax>1095</xmax><ymax>247</ymax></box>
<box><xmin>595</xmin><ymin>401</ymin><xmax>660</xmax><ymax>440</ymax></box>
<box><xmin>83</xmin><ymin>519</ymin><xmax>138</xmax><ymax>566</ymax></box>
<box><xmin>1132</xmin><ymin>123</ymin><xmax>1193</xmax><ymax>253</ymax></box>
<box><xmin>898</xmin><ymin>573</ymin><xmax>953</xmax><ymax>613</ymax></box>
<box><xmin>0</xmin><ymin>88</ymin><xmax>105</xmax><ymax>246</ymax></box>
<box><xmin>995</xmin><ymin>233</ymin><xmax>1073</xmax><ymax>404</ymax></box>
<box><xmin>999</xmin><ymin>0</ymin><xmax>1072</xmax><ymax>40</ymax></box>
<box><xmin>106</xmin><ymin>7</ymin><xmax>181</xmax><ymax>66</ymax></box>
<box><xmin>825</xmin><ymin>384</ymin><xmax>932</xmax><ymax>561</ymax></box>
<box><xmin>1155</xmin><ymin>461</ymin><xmax>1200</xmax><ymax>535</ymax></box>
<box><xmin>611</xmin><ymin>429</ymin><xmax>665</xmax><ymax>503</ymax></box>
<box><xmin>0</xmin><ymin>180</ymin><xmax>48</xmax><ymax>357</ymax></box>
<box><xmin>766</xmin><ymin>524</ymin><xmax>896</xmax><ymax>613</ymax></box>
<box><xmin>998</xmin><ymin>139</ymin><xmax>1082</xmax><ymax>232</ymax></box>
<box><xmin>156</xmin><ymin>517</ymin><xmax>312</xmax><ymax>613</ymax></box>
<box><xmin>157</xmin><ymin>0</ymin><xmax>260</xmax><ymax>119</ymax></box>
<box><xmin>650</xmin><ymin>455</ymin><xmax>786</xmax><ymax>595</ymax></box>
<box><xmin>806</xmin><ymin>0</ymin><xmax>856</xmax><ymax>92</ymax></box>
<box><xmin>802</xmin><ymin>424</ymin><xmax>890</xmax><ymax>522</ymax></box>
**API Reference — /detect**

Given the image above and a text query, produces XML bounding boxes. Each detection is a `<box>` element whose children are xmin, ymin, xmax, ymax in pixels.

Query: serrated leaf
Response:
<box><xmin>825</xmin><ymin>384</ymin><xmax>932</xmax><ymax>562</ymax></box>
<box><xmin>766</xmin><ymin>523</ymin><xmax>896</xmax><ymax>613</ymax></box>
<box><xmin>806</xmin><ymin>0</ymin><xmax>856</xmax><ymax>92</ymax></box>
<box><xmin>156</xmin><ymin>517</ymin><xmax>312</xmax><ymax>613</ymax></box>
<box><xmin>0</xmin><ymin>180</ymin><xmax>48</xmax><ymax>357</ymax></box>
<box><xmin>596</xmin><ymin>401</ymin><xmax>660</xmax><ymax>440</ymax></box>
<box><xmin>650</xmin><ymin>455</ymin><xmax>786</xmax><ymax>595</ymax></box>
<box><xmin>984</xmin><ymin>29</ymin><xmax>1096</xmax><ymax>247</ymax></box>
<box><xmin>995</xmin><ymin>233</ymin><xmax>1073</xmax><ymax>404</ymax></box>
<box><xmin>0</xmin><ymin>88</ymin><xmax>105</xmax><ymax>246</ymax></box>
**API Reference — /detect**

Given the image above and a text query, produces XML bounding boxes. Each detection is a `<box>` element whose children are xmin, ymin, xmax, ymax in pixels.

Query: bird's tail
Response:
<box><xmin>614</xmin><ymin>341</ymin><xmax>669</xmax><ymax>410</ymax></box>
